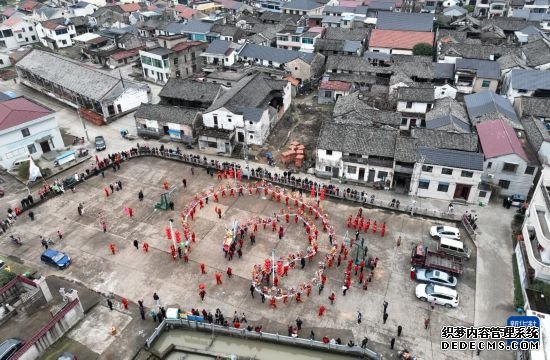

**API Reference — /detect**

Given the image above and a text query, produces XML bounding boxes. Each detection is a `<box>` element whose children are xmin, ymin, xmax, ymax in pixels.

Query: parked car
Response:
<box><xmin>415</xmin><ymin>284</ymin><xmax>459</xmax><ymax>308</ymax></box>
<box><xmin>416</xmin><ymin>267</ymin><xmax>458</xmax><ymax>288</ymax></box>
<box><xmin>40</xmin><ymin>249</ymin><xmax>71</xmax><ymax>270</ymax></box>
<box><xmin>95</xmin><ymin>136</ymin><xmax>106</xmax><ymax>151</ymax></box>
<box><xmin>430</xmin><ymin>225</ymin><xmax>460</xmax><ymax>240</ymax></box>
<box><xmin>0</xmin><ymin>337</ymin><xmax>23</xmax><ymax>360</ymax></box>
<box><xmin>510</xmin><ymin>194</ymin><xmax>526</xmax><ymax>207</ymax></box>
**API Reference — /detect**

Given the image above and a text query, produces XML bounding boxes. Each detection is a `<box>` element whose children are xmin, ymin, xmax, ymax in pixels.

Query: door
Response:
<box><xmin>367</xmin><ymin>169</ymin><xmax>376</xmax><ymax>182</ymax></box>
<box><xmin>358</xmin><ymin>168</ymin><xmax>365</xmax><ymax>181</ymax></box>
<box><xmin>238</xmin><ymin>132</ymin><xmax>244</xmax><ymax>142</ymax></box>
<box><xmin>163</xmin><ymin>126</ymin><xmax>169</xmax><ymax>135</ymax></box>
<box><xmin>225</xmin><ymin>143</ymin><xmax>230</xmax><ymax>153</ymax></box>
<box><xmin>332</xmin><ymin>167</ymin><xmax>340</xmax><ymax>178</ymax></box>
<box><xmin>40</xmin><ymin>141</ymin><xmax>51</xmax><ymax>153</ymax></box>
<box><xmin>453</xmin><ymin>184</ymin><xmax>471</xmax><ymax>200</ymax></box>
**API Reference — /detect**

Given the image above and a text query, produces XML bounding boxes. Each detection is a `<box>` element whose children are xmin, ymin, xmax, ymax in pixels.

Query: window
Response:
<box><xmin>422</xmin><ymin>165</ymin><xmax>433</xmax><ymax>172</ymax></box>
<box><xmin>498</xmin><ymin>180</ymin><xmax>510</xmax><ymax>189</ymax></box>
<box><xmin>61</xmin><ymin>40</ymin><xmax>68</xmax><ymax>46</ymax></box>
<box><xmin>525</xmin><ymin>166</ymin><xmax>535</xmax><ymax>175</ymax></box>
<box><xmin>461</xmin><ymin>170</ymin><xmax>474</xmax><ymax>178</ymax></box>
<box><xmin>0</xmin><ymin>59</ymin><xmax>3</xmax><ymax>65</ymax></box>
<box><xmin>28</xmin><ymin>27</ymin><xmax>32</xmax><ymax>31</ymax></box>
<box><xmin>442</xmin><ymin>168</ymin><xmax>453</xmax><ymax>175</ymax></box>
<box><xmin>401</xmin><ymin>118</ymin><xmax>408</xmax><ymax>125</ymax></box>
<box><xmin>517</xmin><ymin>89</ymin><xmax>528</xmax><ymax>94</ymax></box>
<box><xmin>418</xmin><ymin>180</ymin><xmax>430</xmax><ymax>189</ymax></box>
<box><xmin>481</xmin><ymin>80</ymin><xmax>491</xmax><ymax>88</ymax></box>
<box><xmin>55</xmin><ymin>28</ymin><xmax>68</xmax><ymax>35</ymax></box>
<box><xmin>406</xmin><ymin>102</ymin><xmax>413</xmax><ymax>108</ymax></box>
<box><xmin>502</xmin><ymin>162</ymin><xmax>518</xmax><ymax>173</ymax></box>
<box><xmin>17</xmin><ymin>33</ymin><xmax>22</xmax><ymax>39</ymax></box>
<box><xmin>31</xmin><ymin>35</ymin><xmax>36</xmax><ymax>41</ymax></box>
<box><xmin>250</xmin><ymin>134</ymin><xmax>254</xmax><ymax>139</ymax></box>
<box><xmin>302</xmin><ymin>37</ymin><xmax>314</xmax><ymax>44</ymax></box>
<box><xmin>173</xmin><ymin>57</ymin><xmax>178</xmax><ymax>65</ymax></box>
<box><xmin>324</xmin><ymin>166</ymin><xmax>332</xmax><ymax>172</ymax></box>
<box><xmin>21</xmin><ymin>128</ymin><xmax>30</xmax><ymax>137</ymax></box>
<box><xmin>326</xmin><ymin>150</ymin><xmax>332</xmax><ymax>155</ymax></box>
<box><xmin>27</xmin><ymin>144</ymin><xmax>36</xmax><ymax>154</ymax></box>
<box><xmin>478</xmin><ymin>191</ymin><xmax>487</xmax><ymax>198</ymax></box>
<box><xmin>249</xmin><ymin>121</ymin><xmax>253</xmax><ymax>125</ymax></box>
<box><xmin>291</xmin><ymin>36</ymin><xmax>300</xmax><ymax>42</ymax></box>
<box><xmin>437</xmin><ymin>182</ymin><xmax>449</xmax><ymax>192</ymax></box>
<box><xmin>347</xmin><ymin>166</ymin><xmax>357</xmax><ymax>174</ymax></box>
<box><xmin>487</xmin><ymin>162</ymin><xmax>492</xmax><ymax>169</ymax></box>
<box><xmin>324</xmin><ymin>90</ymin><xmax>332</xmax><ymax>98</ymax></box>
<box><xmin>378</xmin><ymin>171</ymin><xmax>388</xmax><ymax>180</ymax></box>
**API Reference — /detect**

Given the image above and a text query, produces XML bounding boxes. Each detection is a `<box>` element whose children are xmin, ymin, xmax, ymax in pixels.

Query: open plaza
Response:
<box><xmin>0</xmin><ymin>155</ymin><xmax>478</xmax><ymax>359</ymax></box>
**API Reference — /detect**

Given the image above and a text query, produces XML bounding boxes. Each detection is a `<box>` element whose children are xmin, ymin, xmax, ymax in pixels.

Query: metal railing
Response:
<box><xmin>146</xmin><ymin>318</ymin><xmax>382</xmax><ymax>360</ymax></box>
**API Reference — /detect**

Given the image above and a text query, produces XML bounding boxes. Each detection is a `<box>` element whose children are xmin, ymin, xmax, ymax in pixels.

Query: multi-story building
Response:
<box><xmin>139</xmin><ymin>41</ymin><xmax>207</xmax><ymax>83</ymax></box>
<box><xmin>0</xmin><ymin>17</ymin><xmax>39</xmax><ymax>50</ymax></box>
<box><xmin>0</xmin><ymin>96</ymin><xmax>64</xmax><ymax>171</ymax></box>
<box><xmin>276</xmin><ymin>25</ymin><xmax>321</xmax><ymax>52</ymax></box>
<box><xmin>36</xmin><ymin>18</ymin><xmax>77</xmax><ymax>50</ymax></box>
<box><xmin>520</xmin><ymin>165</ymin><xmax>550</xmax><ymax>282</ymax></box>
<box><xmin>474</xmin><ymin>0</ymin><xmax>508</xmax><ymax>17</ymax></box>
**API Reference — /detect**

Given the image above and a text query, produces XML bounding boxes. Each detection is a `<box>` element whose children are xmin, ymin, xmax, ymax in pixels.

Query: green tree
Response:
<box><xmin>413</xmin><ymin>43</ymin><xmax>434</xmax><ymax>56</ymax></box>
<box><xmin>0</xmin><ymin>271</ymin><xmax>16</xmax><ymax>287</ymax></box>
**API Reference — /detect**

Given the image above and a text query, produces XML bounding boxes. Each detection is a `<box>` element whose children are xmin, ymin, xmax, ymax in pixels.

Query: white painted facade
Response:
<box><xmin>483</xmin><ymin>153</ymin><xmax>537</xmax><ymax>197</ymax></box>
<box><xmin>409</xmin><ymin>162</ymin><xmax>482</xmax><ymax>203</ymax></box>
<box><xmin>315</xmin><ymin>149</ymin><xmax>394</xmax><ymax>184</ymax></box>
<box><xmin>202</xmin><ymin>51</ymin><xmax>236</xmax><ymax>66</ymax></box>
<box><xmin>102</xmin><ymin>87</ymin><xmax>149</xmax><ymax>119</ymax></box>
<box><xmin>139</xmin><ymin>49</ymin><xmax>171</xmax><ymax>83</ymax></box>
<box><xmin>69</xmin><ymin>3</ymin><xmax>99</xmax><ymax>17</ymax></box>
<box><xmin>0</xmin><ymin>112</ymin><xmax>64</xmax><ymax>170</ymax></box>
<box><xmin>434</xmin><ymin>84</ymin><xmax>457</xmax><ymax>99</ymax></box>
<box><xmin>36</xmin><ymin>22</ymin><xmax>77</xmax><ymax>49</ymax></box>
<box><xmin>521</xmin><ymin>166</ymin><xmax>550</xmax><ymax>282</ymax></box>
<box><xmin>397</xmin><ymin>100</ymin><xmax>433</xmax><ymax>114</ymax></box>
<box><xmin>368</xmin><ymin>46</ymin><xmax>413</xmax><ymax>55</ymax></box>
<box><xmin>0</xmin><ymin>19</ymin><xmax>39</xmax><ymax>50</ymax></box>
<box><xmin>202</xmin><ymin>107</ymin><xmax>273</xmax><ymax>146</ymax></box>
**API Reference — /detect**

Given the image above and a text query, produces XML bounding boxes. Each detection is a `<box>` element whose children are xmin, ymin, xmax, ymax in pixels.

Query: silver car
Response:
<box><xmin>416</xmin><ymin>267</ymin><xmax>458</xmax><ymax>288</ymax></box>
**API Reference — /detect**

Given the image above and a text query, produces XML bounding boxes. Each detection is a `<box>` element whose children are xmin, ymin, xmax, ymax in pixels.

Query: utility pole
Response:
<box><xmin>410</xmin><ymin>155</ymin><xmax>425</xmax><ymax>217</ymax></box>
<box><xmin>242</xmin><ymin>126</ymin><xmax>250</xmax><ymax>180</ymax></box>
<box><xmin>75</xmin><ymin>97</ymin><xmax>90</xmax><ymax>142</ymax></box>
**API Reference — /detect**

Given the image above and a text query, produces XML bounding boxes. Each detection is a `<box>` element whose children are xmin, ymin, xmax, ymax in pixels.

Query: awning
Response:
<box><xmin>34</xmin><ymin>135</ymin><xmax>52</xmax><ymax>143</ymax></box>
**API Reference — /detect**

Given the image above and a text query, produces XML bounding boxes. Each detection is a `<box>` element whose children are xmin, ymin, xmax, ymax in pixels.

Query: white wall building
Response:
<box><xmin>0</xmin><ymin>18</ymin><xmax>39</xmax><ymax>50</ymax></box>
<box><xmin>409</xmin><ymin>147</ymin><xmax>484</xmax><ymax>203</ymax></box>
<box><xmin>502</xmin><ymin>69</ymin><xmax>550</xmax><ymax>103</ymax></box>
<box><xmin>36</xmin><ymin>20</ymin><xmax>77</xmax><ymax>50</ymax></box>
<box><xmin>139</xmin><ymin>47</ymin><xmax>173</xmax><ymax>83</ymax></box>
<box><xmin>0</xmin><ymin>97</ymin><xmax>63</xmax><ymax>170</ymax></box>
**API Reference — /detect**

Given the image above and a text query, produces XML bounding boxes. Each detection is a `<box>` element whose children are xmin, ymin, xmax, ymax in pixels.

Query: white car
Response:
<box><xmin>415</xmin><ymin>284</ymin><xmax>459</xmax><ymax>308</ymax></box>
<box><xmin>430</xmin><ymin>225</ymin><xmax>460</xmax><ymax>240</ymax></box>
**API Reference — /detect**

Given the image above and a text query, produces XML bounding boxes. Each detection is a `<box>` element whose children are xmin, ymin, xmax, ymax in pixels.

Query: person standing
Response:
<box><xmin>383</xmin><ymin>312</ymin><xmax>388</xmax><ymax>324</ymax></box>
<box><xmin>383</xmin><ymin>300</ymin><xmax>388</xmax><ymax>314</ymax></box>
<box><xmin>357</xmin><ymin>311</ymin><xmax>362</xmax><ymax>324</ymax></box>
<box><xmin>397</xmin><ymin>325</ymin><xmax>403</xmax><ymax>337</ymax></box>
<box><xmin>296</xmin><ymin>318</ymin><xmax>303</xmax><ymax>331</ymax></box>
<box><xmin>138</xmin><ymin>190</ymin><xmax>144</xmax><ymax>201</ymax></box>
<box><xmin>77</xmin><ymin>203</ymin><xmax>84</xmax><ymax>216</ymax></box>
<box><xmin>133</xmin><ymin>239</ymin><xmax>139</xmax><ymax>249</ymax></box>
<box><xmin>107</xmin><ymin>299</ymin><xmax>113</xmax><ymax>311</ymax></box>
<box><xmin>153</xmin><ymin>292</ymin><xmax>160</xmax><ymax>306</ymax></box>
<box><xmin>390</xmin><ymin>337</ymin><xmax>395</xmax><ymax>349</ymax></box>
<box><xmin>424</xmin><ymin>318</ymin><xmax>430</xmax><ymax>329</ymax></box>
<box><xmin>250</xmin><ymin>284</ymin><xmax>255</xmax><ymax>298</ymax></box>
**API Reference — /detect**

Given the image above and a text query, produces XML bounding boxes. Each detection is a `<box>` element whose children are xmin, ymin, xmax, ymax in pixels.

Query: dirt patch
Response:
<box><xmin>255</xmin><ymin>101</ymin><xmax>333</xmax><ymax>170</ymax></box>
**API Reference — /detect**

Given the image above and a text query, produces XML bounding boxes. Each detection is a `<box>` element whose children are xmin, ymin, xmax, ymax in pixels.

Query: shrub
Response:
<box><xmin>0</xmin><ymin>271</ymin><xmax>16</xmax><ymax>287</ymax></box>
<box><xmin>512</xmin><ymin>254</ymin><xmax>524</xmax><ymax>308</ymax></box>
<box><xmin>413</xmin><ymin>43</ymin><xmax>434</xmax><ymax>56</ymax></box>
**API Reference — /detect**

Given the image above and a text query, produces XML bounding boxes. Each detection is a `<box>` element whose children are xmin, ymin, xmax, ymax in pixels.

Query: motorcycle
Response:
<box><xmin>9</xmin><ymin>235</ymin><xmax>22</xmax><ymax>246</ymax></box>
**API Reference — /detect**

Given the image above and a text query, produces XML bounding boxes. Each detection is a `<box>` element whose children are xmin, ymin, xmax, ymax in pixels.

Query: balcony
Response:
<box><xmin>522</xmin><ymin>225</ymin><xmax>550</xmax><ymax>282</ymax></box>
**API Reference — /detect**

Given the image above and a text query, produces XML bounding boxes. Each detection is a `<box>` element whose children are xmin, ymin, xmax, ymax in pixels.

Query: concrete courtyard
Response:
<box><xmin>0</xmin><ymin>157</ymin><xmax>478</xmax><ymax>359</ymax></box>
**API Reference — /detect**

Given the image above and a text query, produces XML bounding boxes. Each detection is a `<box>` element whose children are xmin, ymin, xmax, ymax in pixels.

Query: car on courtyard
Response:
<box><xmin>510</xmin><ymin>194</ymin><xmax>526</xmax><ymax>207</ymax></box>
<box><xmin>40</xmin><ymin>249</ymin><xmax>71</xmax><ymax>270</ymax></box>
<box><xmin>415</xmin><ymin>283</ymin><xmax>459</xmax><ymax>308</ymax></box>
<box><xmin>95</xmin><ymin>136</ymin><xmax>107</xmax><ymax>151</ymax></box>
<box><xmin>415</xmin><ymin>267</ymin><xmax>458</xmax><ymax>288</ymax></box>
<box><xmin>430</xmin><ymin>225</ymin><xmax>460</xmax><ymax>240</ymax></box>
<box><xmin>0</xmin><ymin>337</ymin><xmax>23</xmax><ymax>360</ymax></box>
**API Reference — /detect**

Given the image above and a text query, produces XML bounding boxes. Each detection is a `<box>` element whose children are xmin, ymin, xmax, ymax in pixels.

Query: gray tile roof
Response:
<box><xmin>203</xmin><ymin>39</ymin><xmax>232</xmax><ymax>55</ymax></box>
<box><xmin>416</xmin><ymin>147</ymin><xmax>484</xmax><ymax>171</ymax></box>
<box><xmin>239</xmin><ymin>106</ymin><xmax>265</xmax><ymax>122</ymax></box>
<box><xmin>464</xmin><ymin>90</ymin><xmax>520</xmax><ymax>125</ymax></box>
<box><xmin>143</xmin><ymin>47</ymin><xmax>173</xmax><ymax>56</ymax></box>
<box><xmin>442</xmin><ymin>6</ymin><xmax>467</xmax><ymax>16</ymax></box>
<box><xmin>281</xmin><ymin>0</ymin><xmax>323</xmax><ymax>10</ymax></box>
<box><xmin>509</xmin><ymin>69</ymin><xmax>550</xmax><ymax>91</ymax></box>
<box><xmin>165</xmin><ymin>20</ymin><xmax>213</xmax><ymax>34</ymax></box>
<box><xmin>16</xmin><ymin>50</ymin><xmax>146</xmax><ymax>102</ymax></box>
<box><xmin>315</xmin><ymin>38</ymin><xmax>346</xmax><ymax>52</ymax></box>
<box><xmin>397</xmin><ymin>87</ymin><xmax>435</xmax><ymax>102</ymax></box>
<box><xmin>496</xmin><ymin>53</ymin><xmax>526</xmax><ymax>70</ymax></box>
<box><xmin>159</xmin><ymin>78</ymin><xmax>221</xmax><ymax>104</ymax></box>
<box><xmin>521</xmin><ymin>116</ymin><xmax>550</xmax><ymax>152</ymax></box>
<box><xmin>210</xmin><ymin>24</ymin><xmax>243</xmax><ymax>39</ymax></box>
<box><xmin>135</xmin><ymin>103</ymin><xmax>197</xmax><ymax>125</ymax></box>
<box><xmin>326</xmin><ymin>55</ymin><xmax>393</xmax><ymax>74</ymax></box>
<box><xmin>440</xmin><ymin>43</ymin><xmax>519</xmax><ymax>60</ymax></box>
<box><xmin>323</xmin><ymin>27</ymin><xmax>369</xmax><ymax>41</ymax></box>
<box><xmin>333</xmin><ymin>93</ymin><xmax>401</xmax><ymax>128</ymax></box>
<box><xmin>455</xmin><ymin>58</ymin><xmax>501</xmax><ymax>79</ymax></box>
<box><xmin>481</xmin><ymin>17</ymin><xmax>540</xmax><ymax>32</ymax></box>
<box><xmin>342</xmin><ymin>40</ymin><xmax>362</xmax><ymax>53</ymax></box>
<box><xmin>426</xmin><ymin>97</ymin><xmax>468</xmax><ymax>121</ymax></box>
<box><xmin>376</xmin><ymin>12</ymin><xmax>434</xmax><ymax>32</ymax></box>
<box><xmin>317</xmin><ymin>121</ymin><xmax>398</xmax><ymax>157</ymax></box>
<box><xmin>368</xmin><ymin>0</ymin><xmax>394</xmax><ymax>10</ymax></box>
<box><xmin>365</xmin><ymin>51</ymin><xmax>392</xmax><ymax>61</ymax></box>
<box><xmin>322</xmin><ymin>16</ymin><xmax>342</xmax><ymax>24</ymax></box>
<box><xmin>206</xmin><ymin>73</ymin><xmax>286</xmax><ymax>114</ymax></box>
<box><xmin>238</xmin><ymin>43</ymin><xmax>316</xmax><ymax>64</ymax></box>
<box><xmin>517</xmin><ymin>97</ymin><xmax>550</xmax><ymax>118</ymax></box>
<box><xmin>426</xmin><ymin>115</ymin><xmax>471</xmax><ymax>133</ymax></box>
<box><xmin>432</xmin><ymin>62</ymin><xmax>454</xmax><ymax>79</ymax></box>
<box><xmin>521</xmin><ymin>39</ymin><xmax>550</xmax><ymax>67</ymax></box>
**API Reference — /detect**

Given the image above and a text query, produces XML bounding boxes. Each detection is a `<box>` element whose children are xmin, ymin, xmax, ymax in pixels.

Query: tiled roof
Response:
<box><xmin>110</xmin><ymin>48</ymin><xmax>140</xmax><ymax>61</ymax></box>
<box><xmin>440</xmin><ymin>43</ymin><xmax>519</xmax><ymax>60</ymax></box>
<box><xmin>521</xmin><ymin>39</ymin><xmax>550</xmax><ymax>68</ymax></box>
<box><xmin>417</xmin><ymin>147</ymin><xmax>484</xmax><ymax>171</ymax></box>
<box><xmin>476</xmin><ymin>119</ymin><xmax>527</xmax><ymax>160</ymax></box>
<box><xmin>516</xmin><ymin>97</ymin><xmax>550</xmax><ymax>118</ymax></box>
<box><xmin>432</xmin><ymin>62</ymin><xmax>454</xmax><ymax>79</ymax></box>
<box><xmin>2</xmin><ymin>17</ymin><xmax>22</xmax><ymax>27</ymax></box>
<box><xmin>521</xmin><ymin>116</ymin><xmax>550</xmax><ymax>152</ymax></box>
<box><xmin>319</xmin><ymin>80</ymin><xmax>351</xmax><ymax>91</ymax></box>
<box><xmin>135</xmin><ymin>103</ymin><xmax>197</xmax><ymax>125</ymax></box>
<box><xmin>509</xmin><ymin>69</ymin><xmax>550</xmax><ymax>91</ymax></box>
<box><xmin>464</xmin><ymin>90</ymin><xmax>519</xmax><ymax>125</ymax></box>
<box><xmin>203</xmin><ymin>39</ymin><xmax>233</xmax><ymax>56</ymax></box>
<box><xmin>369</xmin><ymin>29</ymin><xmax>434</xmax><ymax>50</ymax></box>
<box><xmin>171</xmin><ymin>41</ymin><xmax>206</xmax><ymax>52</ymax></box>
<box><xmin>119</xmin><ymin>3</ymin><xmax>141</xmax><ymax>12</ymax></box>
<box><xmin>281</xmin><ymin>0</ymin><xmax>324</xmax><ymax>10</ymax></box>
<box><xmin>159</xmin><ymin>78</ymin><xmax>221</xmax><ymax>105</ymax></box>
<box><xmin>455</xmin><ymin>58</ymin><xmax>501</xmax><ymax>79</ymax></box>
<box><xmin>376</xmin><ymin>11</ymin><xmax>434</xmax><ymax>32</ymax></box>
<box><xmin>397</xmin><ymin>87</ymin><xmax>434</xmax><ymax>102</ymax></box>
<box><xmin>0</xmin><ymin>97</ymin><xmax>53</xmax><ymax>131</ymax></box>
<box><xmin>323</xmin><ymin>27</ymin><xmax>369</xmax><ymax>41</ymax></box>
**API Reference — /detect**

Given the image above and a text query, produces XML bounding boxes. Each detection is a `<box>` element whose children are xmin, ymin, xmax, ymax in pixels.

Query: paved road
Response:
<box><xmin>0</xmin><ymin>77</ymin><xmax>517</xmax><ymax>359</ymax></box>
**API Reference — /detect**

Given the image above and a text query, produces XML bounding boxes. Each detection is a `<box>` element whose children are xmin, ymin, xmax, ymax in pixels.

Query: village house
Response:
<box><xmin>201</xmin><ymin>39</ymin><xmax>237</xmax><ymax>67</ymax></box>
<box><xmin>318</xmin><ymin>78</ymin><xmax>352</xmax><ymax>104</ymax></box>
<box><xmin>396</xmin><ymin>87</ymin><xmax>435</xmax><ymax>129</ymax></box>
<box><xmin>409</xmin><ymin>147</ymin><xmax>484</xmax><ymax>203</ymax></box>
<box><xmin>376</xmin><ymin>11</ymin><xmax>434</xmax><ymax>32</ymax></box>
<box><xmin>425</xmin><ymin>97</ymin><xmax>471</xmax><ymax>133</ymax></box>
<box><xmin>476</xmin><ymin>119</ymin><xmax>538</xmax><ymax>197</ymax></box>
<box><xmin>454</xmin><ymin>58</ymin><xmax>500</xmax><ymax>94</ymax></box>
<box><xmin>15</xmin><ymin>50</ymin><xmax>149</xmax><ymax>124</ymax></box>
<box><xmin>0</xmin><ymin>96</ymin><xmax>64</xmax><ymax>171</ymax></box>
<box><xmin>159</xmin><ymin>78</ymin><xmax>221</xmax><ymax>109</ymax></box>
<box><xmin>134</xmin><ymin>103</ymin><xmax>198</xmax><ymax>142</ymax></box>
<box><xmin>281</xmin><ymin>0</ymin><xmax>325</xmax><ymax>16</ymax></box>
<box><xmin>0</xmin><ymin>17</ymin><xmax>38</xmax><ymax>50</ymax></box>
<box><xmin>464</xmin><ymin>90</ymin><xmax>522</xmax><ymax>130</ymax></box>
<box><xmin>502</xmin><ymin>68</ymin><xmax>550</xmax><ymax>103</ymax></box>
<box><xmin>36</xmin><ymin>18</ymin><xmax>77</xmax><ymax>50</ymax></box>
<box><xmin>368</xmin><ymin>29</ymin><xmax>435</xmax><ymax>56</ymax></box>
<box><xmin>517</xmin><ymin>97</ymin><xmax>550</xmax><ymax>164</ymax></box>
<box><xmin>199</xmin><ymin>73</ymin><xmax>291</xmax><ymax>154</ymax></box>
